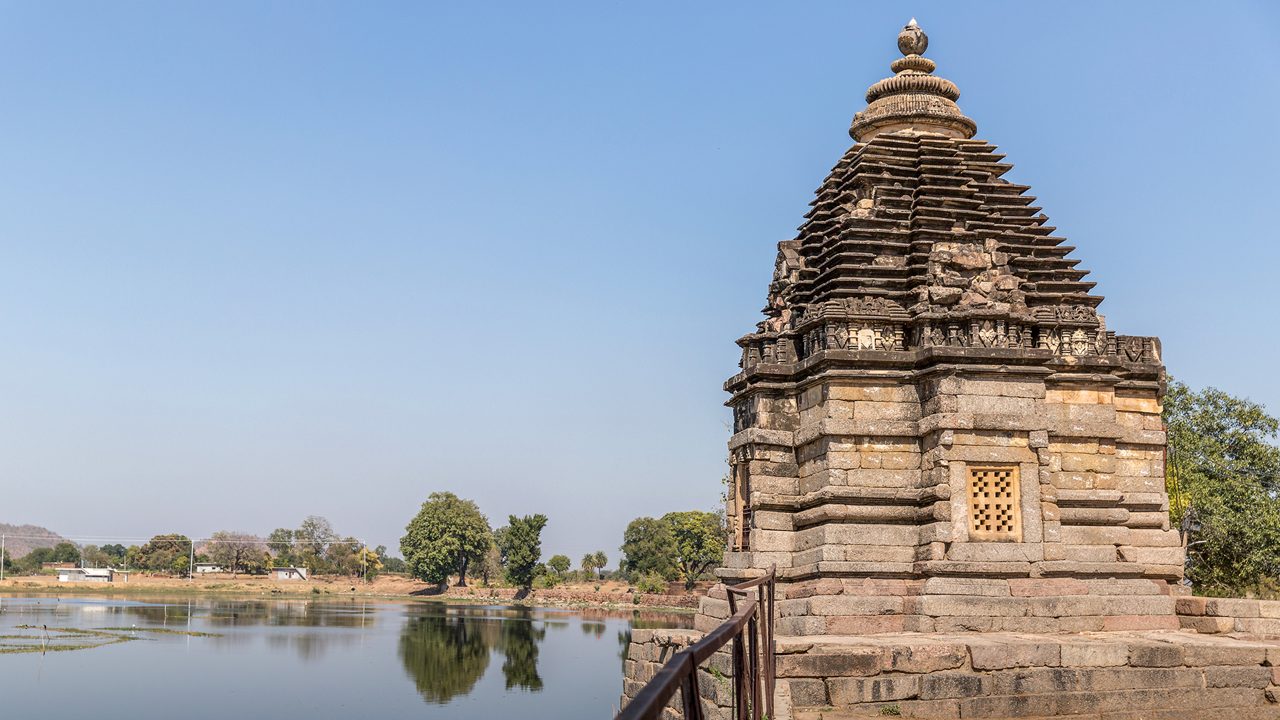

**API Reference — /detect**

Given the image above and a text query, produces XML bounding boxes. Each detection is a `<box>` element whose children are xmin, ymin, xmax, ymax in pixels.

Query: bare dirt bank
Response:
<box><xmin>0</xmin><ymin>574</ymin><xmax>702</xmax><ymax>611</ymax></box>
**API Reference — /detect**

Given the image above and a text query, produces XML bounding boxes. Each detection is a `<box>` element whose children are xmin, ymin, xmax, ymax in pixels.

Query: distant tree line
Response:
<box><xmin>1</xmin><ymin>515</ymin><xmax>395</xmax><ymax>580</ymax></box>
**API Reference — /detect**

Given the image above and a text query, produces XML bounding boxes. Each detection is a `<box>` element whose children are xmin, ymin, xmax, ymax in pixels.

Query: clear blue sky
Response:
<box><xmin>1</xmin><ymin>2</ymin><xmax>1277</xmax><ymax>562</ymax></box>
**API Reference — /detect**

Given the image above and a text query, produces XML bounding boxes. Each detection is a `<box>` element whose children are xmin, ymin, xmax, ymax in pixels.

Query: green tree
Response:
<box><xmin>547</xmin><ymin>554</ymin><xmax>570</xmax><ymax>576</ymax></box>
<box><xmin>208</xmin><ymin>531</ymin><xmax>265</xmax><ymax>576</ymax></box>
<box><xmin>136</xmin><ymin>534</ymin><xmax>192</xmax><ymax>575</ymax></box>
<box><xmin>355</xmin><ymin>546</ymin><xmax>383</xmax><ymax>580</ymax></box>
<box><xmin>81</xmin><ymin>545</ymin><xmax>110</xmax><ymax>567</ymax></box>
<box><xmin>375</xmin><ymin>545</ymin><xmax>408</xmax><ymax>574</ymax></box>
<box><xmin>661</xmin><ymin>511</ymin><xmax>725</xmax><ymax>591</ymax></box>
<box><xmin>267</xmin><ymin>528</ymin><xmax>296</xmax><ymax>566</ymax></box>
<box><xmin>479</xmin><ymin>536</ymin><xmax>504</xmax><ymax>587</ymax></box>
<box><xmin>580</xmin><ymin>553</ymin><xmax>598</xmax><ymax>578</ymax></box>
<box><xmin>1166</xmin><ymin>380</ymin><xmax>1280</xmax><ymax>596</ymax></box>
<box><xmin>294</xmin><ymin>516</ymin><xmax>337</xmax><ymax>572</ymax></box>
<box><xmin>326</xmin><ymin>536</ymin><xmax>367</xmax><ymax>577</ymax></box>
<box><xmin>591</xmin><ymin>550</ymin><xmax>608</xmax><ymax>579</ymax></box>
<box><xmin>101</xmin><ymin>544</ymin><xmax>126</xmax><ymax>560</ymax></box>
<box><xmin>401</xmin><ymin>492</ymin><xmax>493</xmax><ymax>589</ymax></box>
<box><xmin>499</xmin><ymin>514</ymin><xmax>547</xmax><ymax>594</ymax></box>
<box><xmin>620</xmin><ymin>517</ymin><xmax>675</xmax><ymax>579</ymax></box>
<box><xmin>51</xmin><ymin>542</ymin><xmax>81</xmax><ymax>564</ymax></box>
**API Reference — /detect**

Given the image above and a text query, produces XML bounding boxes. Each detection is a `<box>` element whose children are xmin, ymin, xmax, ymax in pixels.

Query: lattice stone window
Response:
<box><xmin>967</xmin><ymin>467</ymin><xmax>1023</xmax><ymax>542</ymax></box>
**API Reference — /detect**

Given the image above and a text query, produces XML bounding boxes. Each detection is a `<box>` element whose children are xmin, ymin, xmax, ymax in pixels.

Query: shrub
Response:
<box><xmin>634</xmin><ymin>573</ymin><xmax>666</xmax><ymax>594</ymax></box>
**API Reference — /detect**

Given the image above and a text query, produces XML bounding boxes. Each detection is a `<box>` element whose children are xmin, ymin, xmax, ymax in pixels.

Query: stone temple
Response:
<box><xmin>623</xmin><ymin>21</ymin><xmax>1280</xmax><ymax>720</ymax></box>
<box><xmin>718</xmin><ymin>18</ymin><xmax>1179</xmax><ymax>634</ymax></box>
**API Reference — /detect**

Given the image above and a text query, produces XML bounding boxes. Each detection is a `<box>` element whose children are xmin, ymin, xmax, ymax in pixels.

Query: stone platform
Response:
<box><xmin>622</xmin><ymin>625</ymin><xmax>1280</xmax><ymax>720</ymax></box>
<box><xmin>779</xmin><ymin>630</ymin><xmax>1280</xmax><ymax>719</ymax></box>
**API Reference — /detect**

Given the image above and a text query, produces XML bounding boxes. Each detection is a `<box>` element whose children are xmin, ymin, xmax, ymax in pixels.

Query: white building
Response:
<box><xmin>57</xmin><ymin>568</ymin><xmax>115</xmax><ymax>583</ymax></box>
<box><xmin>193</xmin><ymin>563</ymin><xmax>225</xmax><ymax>574</ymax></box>
<box><xmin>272</xmin><ymin>567</ymin><xmax>308</xmax><ymax>581</ymax></box>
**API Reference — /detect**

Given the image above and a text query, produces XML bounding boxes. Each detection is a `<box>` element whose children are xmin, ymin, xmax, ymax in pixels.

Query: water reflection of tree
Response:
<box><xmin>398</xmin><ymin>606</ymin><xmax>551</xmax><ymax>703</ymax></box>
<box><xmin>399</xmin><ymin>613</ymin><xmax>498</xmax><ymax>704</ymax></box>
<box><xmin>497</xmin><ymin>611</ymin><xmax>545</xmax><ymax>692</ymax></box>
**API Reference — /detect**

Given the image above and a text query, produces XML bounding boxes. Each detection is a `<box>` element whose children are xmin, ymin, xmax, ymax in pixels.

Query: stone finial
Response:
<box><xmin>850</xmin><ymin>20</ymin><xmax>977</xmax><ymax>142</ymax></box>
<box><xmin>898</xmin><ymin>18</ymin><xmax>928</xmax><ymax>56</ymax></box>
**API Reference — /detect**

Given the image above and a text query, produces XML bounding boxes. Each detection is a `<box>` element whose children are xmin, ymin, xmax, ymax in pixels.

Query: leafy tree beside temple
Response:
<box><xmin>1165</xmin><ymin>380</ymin><xmax>1280</xmax><ymax>596</ymax></box>
<box><xmin>620</xmin><ymin>510</ymin><xmax>725</xmax><ymax>590</ymax></box>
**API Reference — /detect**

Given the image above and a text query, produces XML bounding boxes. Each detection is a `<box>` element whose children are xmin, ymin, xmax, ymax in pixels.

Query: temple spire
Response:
<box><xmin>849</xmin><ymin>20</ymin><xmax>976</xmax><ymax>141</ymax></box>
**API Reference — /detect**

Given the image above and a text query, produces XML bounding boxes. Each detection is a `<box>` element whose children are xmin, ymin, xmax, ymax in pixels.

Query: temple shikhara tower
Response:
<box><xmin>718</xmin><ymin>19</ymin><xmax>1180</xmax><ymax>634</ymax></box>
<box><xmin>624</xmin><ymin>20</ymin><xmax>1280</xmax><ymax>720</ymax></box>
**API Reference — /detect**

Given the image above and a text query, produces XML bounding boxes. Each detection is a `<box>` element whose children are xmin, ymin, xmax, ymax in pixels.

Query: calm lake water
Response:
<box><xmin>0</xmin><ymin>595</ymin><xmax>691</xmax><ymax>719</ymax></box>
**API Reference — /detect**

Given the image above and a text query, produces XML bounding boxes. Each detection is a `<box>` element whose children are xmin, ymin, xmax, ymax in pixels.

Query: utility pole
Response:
<box><xmin>1</xmin><ymin>534</ymin><xmax>6</xmax><ymax>582</ymax></box>
<box><xmin>189</xmin><ymin>538</ymin><xmax>195</xmax><ymax>582</ymax></box>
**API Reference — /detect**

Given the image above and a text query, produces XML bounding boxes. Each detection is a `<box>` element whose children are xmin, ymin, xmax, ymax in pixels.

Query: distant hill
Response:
<box><xmin>0</xmin><ymin>523</ymin><xmax>69</xmax><ymax>558</ymax></box>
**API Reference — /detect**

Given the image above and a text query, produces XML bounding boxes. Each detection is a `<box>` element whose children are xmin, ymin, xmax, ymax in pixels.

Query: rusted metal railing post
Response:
<box><xmin>615</xmin><ymin>567</ymin><xmax>776</xmax><ymax>720</ymax></box>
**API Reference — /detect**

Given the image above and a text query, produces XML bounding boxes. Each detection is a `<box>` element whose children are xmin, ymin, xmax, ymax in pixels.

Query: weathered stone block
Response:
<box><xmin>1102</xmin><ymin>615</ymin><xmax>1180</xmax><ymax>631</ymax></box>
<box><xmin>777</xmin><ymin>650</ymin><xmax>881</xmax><ymax>678</ymax></box>
<box><xmin>882</xmin><ymin>643</ymin><xmax>968</xmax><ymax>674</ymax></box>
<box><xmin>827</xmin><ymin>384</ymin><xmax>919</xmax><ymax>403</ymax></box>
<box><xmin>1059</xmin><ymin>641</ymin><xmax>1129</xmax><ymax>667</ymax></box>
<box><xmin>828</xmin><ymin>674</ymin><xmax>920</xmax><ymax>704</ymax></box>
<box><xmin>806</xmin><ymin>595</ymin><xmax>904</xmax><ymax>616</ymax></box>
<box><xmin>1007</xmin><ymin>577</ymin><xmax>1088</xmax><ymax>597</ymax></box>
<box><xmin>1205</xmin><ymin>598</ymin><xmax>1262</xmax><ymax>618</ymax></box>
<box><xmin>913</xmin><ymin>595</ymin><xmax>1029</xmax><ymax>618</ymax></box>
<box><xmin>970</xmin><ymin>641</ymin><xmax>1060</xmax><ymax>670</ymax></box>
<box><xmin>1060</xmin><ymin>525</ymin><xmax>1131</xmax><ymax>546</ymax></box>
<box><xmin>1183</xmin><ymin>644</ymin><xmax>1268</xmax><ymax>666</ymax></box>
<box><xmin>922</xmin><ymin>577</ymin><xmax>1011</xmax><ymax>597</ymax></box>
<box><xmin>1081</xmin><ymin>578</ymin><xmax>1166</xmax><ymax>595</ymax></box>
<box><xmin>918</xmin><ymin>673</ymin><xmax>987</xmax><ymax>700</ymax></box>
<box><xmin>1062</xmin><ymin>544</ymin><xmax>1119</xmax><ymax>562</ymax></box>
<box><xmin>986</xmin><ymin>666</ymin><xmax>1202</xmax><ymax>695</ymax></box>
<box><xmin>945</xmin><ymin>543</ymin><xmax>1043</xmax><ymax>562</ymax></box>
<box><xmin>785</xmin><ymin>678</ymin><xmax>828</xmax><ymax>706</ymax></box>
<box><xmin>1128</xmin><ymin>643</ymin><xmax>1185</xmax><ymax>667</ymax></box>
<box><xmin>1127</xmin><ymin>529</ymin><xmax>1182</xmax><ymax>547</ymax></box>
<box><xmin>822</xmin><ymin>615</ymin><xmax>907</xmax><ymax>635</ymax></box>
<box><xmin>1205</xmin><ymin>665</ymin><xmax>1272</xmax><ymax>689</ymax></box>
<box><xmin>1179</xmin><ymin>616</ymin><xmax>1237</xmax><ymax>634</ymax></box>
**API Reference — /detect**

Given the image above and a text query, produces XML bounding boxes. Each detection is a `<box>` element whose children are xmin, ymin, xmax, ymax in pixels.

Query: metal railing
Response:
<box><xmin>617</xmin><ymin>567</ymin><xmax>776</xmax><ymax>720</ymax></box>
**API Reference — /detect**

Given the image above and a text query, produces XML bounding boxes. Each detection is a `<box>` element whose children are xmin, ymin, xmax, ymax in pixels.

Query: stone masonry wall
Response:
<box><xmin>621</xmin><ymin>629</ymin><xmax>733</xmax><ymax>720</ymax></box>
<box><xmin>718</xmin><ymin>367</ymin><xmax>1182</xmax><ymax>636</ymax></box>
